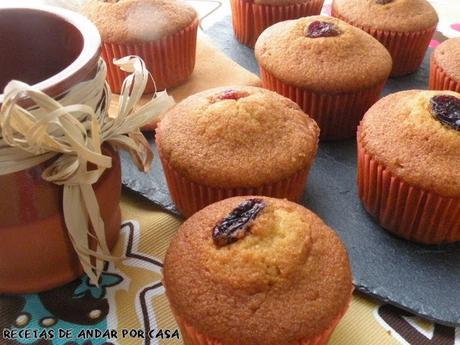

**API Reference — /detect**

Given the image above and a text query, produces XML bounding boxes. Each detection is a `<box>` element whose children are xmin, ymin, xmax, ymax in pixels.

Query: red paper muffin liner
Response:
<box><xmin>231</xmin><ymin>0</ymin><xmax>324</xmax><ymax>48</ymax></box>
<box><xmin>332</xmin><ymin>11</ymin><xmax>435</xmax><ymax>77</ymax></box>
<box><xmin>357</xmin><ymin>131</ymin><xmax>460</xmax><ymax>244</ymax></box>
<box><xmin>428</xmin><ymin>56</ymin><xmax>460</xmax><ymax>92</ymax></box>
<box><xmin>260</xmin><ymin>66</ymin><xmax>385</xmax><ymax>140</ymax></box>
<box><xmin>157</xmin><ymin>141</ymin><xmax>313</xmax><ymax>218</ymax></box>
<box><xmin>172</xmin><ymin>293</ymin><xmax>352</xmax><ymax>345</ymax></box>
<box><xmin>101</xmin><ymin>19</ymin><xmax>198</xmax><ymax>94</ymax></box>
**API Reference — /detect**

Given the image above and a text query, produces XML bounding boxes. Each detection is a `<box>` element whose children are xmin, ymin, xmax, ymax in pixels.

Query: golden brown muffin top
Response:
<box><xmin>360</xmin><ymin>90</ymin><xmax>460</xmax><ymax>197</ymax></box>
<box><xmin>81</xmin><ymin>0</ymin><xmax>197</xmax><ymax>44</ymax></box>
<box><xmin>163</xmin><ymin>196</ymin><xmax>352</xmax><ymax>345</ymax></box>
<box><xmin>332</xmin><ymin>0</ymin><xmax>438</xmax><ymax>33</ymax></box>
<box><xmin>156</xmin><ymin>86</ymin><xmax>319</xmax><ymax>188</ymax></box>
<box><xmin>255</xmin><ymin>16</ymin><xmax>392</xmax><ymax>93</ymax></box>
<box><xmin>433</xmin><ymin>38</ymin><xmax>460</xmax><ymax>83</ymax></box>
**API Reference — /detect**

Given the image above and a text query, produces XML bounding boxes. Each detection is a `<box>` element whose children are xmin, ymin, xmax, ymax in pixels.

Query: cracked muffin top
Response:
<box><xmin>81</xmin><ymin>0</ymin><xmax>197</xmax><ymax>43</ymax></box>
<box><xmin>255</xmin><ymin>16</ymin><xmax>392</xmax><ymax>93</ymax></box>
<box><xmin>359</xmin><ymin>90</ymin><xmax>460</xmax><ymax>197</ymax></box>
<box><xmin>156</xmin><ymin>86</ymin><xmax>319</xmax><ymax>188</ymax></box>
<box><xmin>331</xmin><ymin>0</ymin><xmax>438</xmax><ymax>33</ymax></box>
<box><xmin>163</xmin><ymin>196</ymin><xmax>352</xmax><ymax>345</ymax></box>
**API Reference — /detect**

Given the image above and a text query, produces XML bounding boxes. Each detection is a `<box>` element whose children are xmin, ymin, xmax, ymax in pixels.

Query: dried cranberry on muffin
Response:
<box><xmin>331</xmin><ymin>0</ymin><xmax>438</xmax><ymax>77</ymax></box>
<box><xmin>81</xmin><ymin>0</ymin><xmax>198</xmax><ymax>93</ymax></box>
<box><xmin>255</xmin><ymin>16</ymin><xmax>392</xmax><ymax>140</ymax></box>
<box><xmin>358</xmin><ymin>90</ymin><xmax>460</xmax><ymax>244</ymax></box>
<box><xmin>230</xmin><ymin>0</ymin><xmax>325</xmax><ymax>48</ymax></box>
<box><xmin>163</xmin><ymin>196</ymin><xmax>353</xmax><ymax>345</ymax></box>
<box><xmin>156</xmin><ymin>86</ymin><xmax>319</xmax><ymax>217</ymax></box>
<box><xmin>429</xmin><ymin>38</ymin><xmax>460</xmax><ymax>92</ymax></box>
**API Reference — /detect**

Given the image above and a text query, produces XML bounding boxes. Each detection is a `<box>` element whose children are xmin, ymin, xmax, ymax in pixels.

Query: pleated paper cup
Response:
<box><xmin>172</xmin><ymin>294</ymin><xmax>352</xmax><ymax>345</ymax></box>
<box><xmin>231</xmin><ymin>0</ymin><xmax>324</xmax><ymax>48</ymax></box>
<box><xmin>429</xmin><ymin>55</ymin><xmax>460</xmax><ymax>92</ymax></box>
<box><xmin>357</xmin><ymin>130</ymin><xmax>460</xmax><ymax>244</ymax></box>
<box><xmin>101</xmin><ymin>19</ymin><xmax>198</xmax><ymax>94</ymax></box>
<box><xmin>157</xmin><ymin>141</ymin><xmax>312</xmax><ymax>218</ymax></box>
<box><xmin>331</xmin><ymin>11</ymin><xmax>435</xmax><ymax>77</ymax></box>
<box><xmin>260</xmin><ymin>67</ymin><xmax>385</xmax><ymax>140</ymax></box>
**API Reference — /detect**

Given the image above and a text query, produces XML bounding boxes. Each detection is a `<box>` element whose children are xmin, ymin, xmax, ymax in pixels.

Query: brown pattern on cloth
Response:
<box><xmin>378</xmin><ymin>304</ymin><xmax>455</xmax><ymax>344</ymax></box>
<box><xmin>0</xmin><ymin>295</ymin><xmax>50</xmax><ymax>345</ymax></box>
<box><xmin>120</xmin><ymin>221</ymin><xmax>165</xmax><ymax>345</ymax></box>
<box><xmin>39</xmin><ymin>280</ymin><xmax>109</xmax><ymax>326</ymax></box>
<box><xmin>0</xmin><ymin>268</ymin><xmax>121</xmax><ymax>345</ymax></box>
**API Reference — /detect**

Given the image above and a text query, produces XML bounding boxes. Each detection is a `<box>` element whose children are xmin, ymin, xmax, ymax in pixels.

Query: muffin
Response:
<box><xmin>82</xmin><ymin>0</ymin><xmax>198</xmax><ymax>93</ymax></box>
<box><xmin>358</xmin><ymin>90</ymin><xmax>460</xmax><ymax>244</ymax></box>
<box><xmin>331</xmin><ymin>0</ymin><xmax>438</xmax><ymax>77</ymax></box>
<box><xmin>429</xmin><ymin>38</ymin><xmax>460</xmax><ymax>92</ymax></box>
<box><xmin>163</xmin><ymin>196</ymin><xmax>353</xmax><ymax>345</ymax></box>
<box><xmin>230</xmin><ymin>0</ymin><xmax>325</xmax><ymax>48</ymax></box>
<box><xmin>255</xmin><ymin>16</ymin><xmax>392</xmax><ymax>140</ymax></box>
<box><xmin>156</xmin><ymin>86</ymin><xmax>319</xmax><ymax>217</ymax></box>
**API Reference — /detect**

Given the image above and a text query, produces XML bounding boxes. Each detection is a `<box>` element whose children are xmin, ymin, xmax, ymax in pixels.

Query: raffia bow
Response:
<box><xmin>0</xmin><ymin>56</ymin><xmax>175</xmax><ymax>285</ymax></box>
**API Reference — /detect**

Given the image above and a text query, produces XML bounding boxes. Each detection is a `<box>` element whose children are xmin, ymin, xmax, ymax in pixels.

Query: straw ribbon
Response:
<box><xmin>0</xmin><ymin>56</ymin><xmax>175</xmax><ymax>285</ymax></box>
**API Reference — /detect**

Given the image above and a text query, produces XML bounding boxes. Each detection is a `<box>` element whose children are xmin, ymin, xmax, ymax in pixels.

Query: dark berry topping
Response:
<box><xmin>305</xmin><ymin>21</ymin><xmax>341</xmax><ymax>38</ymax></box>
<box><xmin>212</xmin><ymin>89</ymin><xmax>250</xmax><ymax>102</ymax></box>
<box><xmin>430</xmin><ymin>95</ymin><xmax>460</xmax><ymax>131</ymax></box>
<box><xmin>376</xmin><ymin>0</ymin><xmax>393</xmax><ymax>4</ymax></box>
<box><xmin>212</xmin><ymin>199</ymin><xmax>266</xmax><ymax>247</ymax></box>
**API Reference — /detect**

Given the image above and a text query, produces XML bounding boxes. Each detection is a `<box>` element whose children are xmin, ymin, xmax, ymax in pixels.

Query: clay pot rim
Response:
<box><xmin>0</xmin><ymin>3</ymin><xmax>101</xmax><ymax>104</ymax></box>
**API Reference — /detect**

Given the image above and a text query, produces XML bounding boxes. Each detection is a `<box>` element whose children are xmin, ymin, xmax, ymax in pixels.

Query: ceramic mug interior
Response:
<box><xmin>0</xmin><ymin>4</ymin><xmax>101</xmax><ymax>104</ymax></box>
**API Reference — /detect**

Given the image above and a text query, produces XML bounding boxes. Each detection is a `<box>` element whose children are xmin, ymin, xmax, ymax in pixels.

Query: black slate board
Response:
<box><xmin>121</xmin><ymin>16</ymin><xmax>460</xmax><ymax>327</ymax></box>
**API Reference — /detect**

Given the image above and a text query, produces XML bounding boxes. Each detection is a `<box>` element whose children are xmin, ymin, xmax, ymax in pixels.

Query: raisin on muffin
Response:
<box><xmin>156</xmin><ymin>86</ymin><xmax>319</xmax><ymax>217</ymax></box>
<box><xmin>230</xmin><ymin>0</ymin><xmax>325</xmax><ymax>48</ymax></box>
<box><xmin>163</xmin><ymin>196</ymin><xmax>353</xmax><ymax>345</ymax></box>
<box><xmin>358</xmin><ymin>90</ymin><xmax>460</xmax><ymax>244</ymax></box>
<box><xmin>255</xmin><ymin>16</ymin><xmax>392</xmax><ymax>140</ymax></box>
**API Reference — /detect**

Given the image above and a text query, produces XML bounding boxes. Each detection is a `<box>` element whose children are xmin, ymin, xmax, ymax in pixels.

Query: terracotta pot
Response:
<box><xmin>0</xmin><ymin>4</ymin><xmax>122</xmax><ymax>293</ymax></box>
